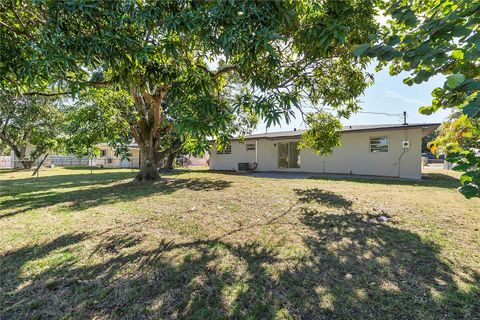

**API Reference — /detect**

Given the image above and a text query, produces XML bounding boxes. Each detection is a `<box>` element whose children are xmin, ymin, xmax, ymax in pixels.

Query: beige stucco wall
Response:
<box><xmin>209</xmin><ymin>127</ymin><xmax>423</xmax><ymax>179</ymax></box>
<box><xmin>97</xmin><ymin>146</ymin><xmax>141</xmax><ymax>168</ymax></box>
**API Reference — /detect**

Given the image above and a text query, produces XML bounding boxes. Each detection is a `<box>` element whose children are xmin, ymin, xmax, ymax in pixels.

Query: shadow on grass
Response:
<box><xmin>1</xmin><ymin>189</ymin><xmax>478</xmax><ymax>319</ymax></box>
<box><xmin>0</xmin><ymin>171</ymin><xmax>232</xmax><ymax>220</ymax></box>
<box><xmin>294</xmin><ymin>188</ymin><xmax>353</xmax><ymax>209</ymax></box>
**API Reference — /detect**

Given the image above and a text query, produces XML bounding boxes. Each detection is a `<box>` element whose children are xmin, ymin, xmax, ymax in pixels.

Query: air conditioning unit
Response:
<box><xmin>402</xmin><ymin>140</ymin><xmax>410</xmax><ymax>148</ymax></box>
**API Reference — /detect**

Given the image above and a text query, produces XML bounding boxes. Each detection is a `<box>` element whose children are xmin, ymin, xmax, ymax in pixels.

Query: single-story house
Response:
<box><xmin>95</xmin><ymin>143</ymin><xmax>141</xmax><ymax>168</ymax></box>
<box><xmin>208</xmin><ymin>123</ymin><xmax>440</xmax><ymax>180</ymax></box>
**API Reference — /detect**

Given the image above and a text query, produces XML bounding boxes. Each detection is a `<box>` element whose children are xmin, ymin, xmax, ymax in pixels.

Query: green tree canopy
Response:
<box><xmin>0</xmin><ymin>92</ymin><xmax>65</xmax><ymax>168</ymax></box>
<box><xmin>1</xmin><ymin>0</ymin><xmax>379</xmax><ymax>180</ymax></box>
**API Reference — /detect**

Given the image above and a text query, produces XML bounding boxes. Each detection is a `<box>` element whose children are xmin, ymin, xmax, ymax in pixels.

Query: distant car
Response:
<box><xmin>422</xmin><ymin>152</ymin><xmax>445</xmax><ymax>160</ymax></box>
<box><xmin>175</xmin><ymin>155</ymin><xmax>191</xmax><ymax>167</ymax></box>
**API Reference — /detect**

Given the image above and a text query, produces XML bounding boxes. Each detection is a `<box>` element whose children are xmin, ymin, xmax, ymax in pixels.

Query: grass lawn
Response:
<box><xmin>1</xmin><ymin>167</ymin><xmax>479</xmax><ymax>319</ymax></box>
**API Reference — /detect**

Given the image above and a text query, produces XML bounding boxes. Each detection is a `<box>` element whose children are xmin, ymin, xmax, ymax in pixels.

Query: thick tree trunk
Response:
<box><xmin>20</xmin><ymin>160</ymin><xmax>33</xmax><ymax>169</ymax></box>
<box><xmin>136</xmin><ymin>146</ymin><xmax>161</xmax><ymax>182</ymax></box>
<box><xmin>129</xmin><ymin>86</ymin><xmax>170</xmax><ymax>182</ymax></box>
<box><xmin>14</xmin><ymin>145</ymin><xmax>34</xmax><ymax>169</ymax></box>
<box><xmin>19</xmin><ymin>159</ymin><xmax>34</xmax><ymax>169</ymax></box>
<box><xmin>165</xmin><ymin>152</ymin><xmax>177</xmax><ymax>170</ymax></box>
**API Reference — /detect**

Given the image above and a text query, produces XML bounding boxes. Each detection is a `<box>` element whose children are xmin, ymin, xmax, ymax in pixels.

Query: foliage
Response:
<box><xmin>0</xmin><ymin>92</ymin><xmax>65</xmax><ymax>168</ymax></box>
<box><xmin>299</xmin><ymin>112</ymin><xmax>343</xmax><ymax>155</ymax></box>
<box><xmin>353</xmin><ymin>0</ymin><xmax>480</xmax><ymax>197</ymax></box>
<box><xmin>428</xmin><ymin>114</ymin><xmax>480</xmax><ymax>155</ymax></box>
<box><xmin>0</xmin><ymin>142</ymin><xmax>10</xmax><ymax>156</ymax></box>
<box><xmin>422</xmin><ymin>130</ymin><xmax>439</xmax><ymax>153</ymax></box>
<box><xmin>446</xmin><ymin>149</ymin><xmax>480</xmax><ymax>198</ymax></box>
<box><xmin>0</xmin><ymin>0</ymin><xmax>379</xmax><ymax>179</ymax></box>
<box><xmin>64</xmin><ymin>88</ymin><xmax>133</xmax><ymax>156</ymax></box>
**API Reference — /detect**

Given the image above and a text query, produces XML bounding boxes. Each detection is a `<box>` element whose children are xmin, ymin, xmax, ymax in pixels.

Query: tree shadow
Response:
<box><xmin>1</xmin><ymin>171</ymin><xmax>138</xmax><ymax>197</ymax></box>
<box><xmin>0</xmin><ymin>174</ymin><xmax>232</xmax><ymax>220</ymax></box>
<box><xmin>294</xmin><ymin>188</ymin><xmax>353</xmax><ymax>209</ymax></box>
<box><xmin>1</xmin><ymin>190</ymin><xmax>478</xmax><ymax>319</ymax></box>
<box><xmin>276</xmin><ymin>209</ymin><xmax>479</xmax><ymax>318</ymax></box>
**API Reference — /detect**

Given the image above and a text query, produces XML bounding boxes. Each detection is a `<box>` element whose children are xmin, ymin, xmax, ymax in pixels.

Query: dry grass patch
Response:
<box><xmin>0</xmin><ymin>167</ymin><xmax>479</xmax><ymax>319</ymax></box>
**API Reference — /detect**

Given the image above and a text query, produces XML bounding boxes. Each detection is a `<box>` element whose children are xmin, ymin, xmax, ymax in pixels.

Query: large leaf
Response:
<box><xmin>462</xmin><ymin>96</ymin><xmax>480</xmax><ymax>118</ymax></box>
<box><xmin>460</xmin><ymin>171</ymin><xmax>480</xmax><ymax>184</ymax></box>
<box><xmin>458</xmin><ymin>183</ymin><xmax>480</xmax><ymax>199</ymax></box>
<box><xmin>352</xmin><ymin>44</ymin><xmax>370</xmax><ymax>57</ymax></box>
<box><xmin>446</xmin><ymin>74</ymin><xmax>466</xmax><ymax>89</ymax></box>
<box><xmin>418</xmin><ymin>105</ymin><xmax>437</xmax><ymax>115</ymax></box>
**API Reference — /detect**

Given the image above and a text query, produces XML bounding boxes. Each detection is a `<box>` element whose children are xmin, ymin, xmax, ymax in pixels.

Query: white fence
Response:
<box><xmin>0</xmin><ymin>156</ymin><xmax>12</xmax><ymax>168</ymax></box>
<box><xmin>0</xmin><ymin>156</ymin><xmax>138</xmax><ymax>169</ymax></box>
<box><xmin>93</xmin><ymin>157</ymin><xmax>140</xmax><ymax>168</ymax></box>
<box><xmin>50</xmin><ymin>156</ymin><xmax>90</xmax><ymax>166</ymax></box>
<box><xmin>0</xmin><ymin>155</ymin><xmax>200</xmax><ymax>169</ymax></box>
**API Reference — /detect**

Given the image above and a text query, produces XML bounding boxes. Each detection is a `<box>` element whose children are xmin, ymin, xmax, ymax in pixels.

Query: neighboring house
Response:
<box><xmin>209</xmin><ymin>123</ymin><xmax>440</xmax><ymax>180</ymax></box>
<box><xmin>95</xmin><ymin>143</ymin><xmax>141</xmax><ymax>168</ymax></box>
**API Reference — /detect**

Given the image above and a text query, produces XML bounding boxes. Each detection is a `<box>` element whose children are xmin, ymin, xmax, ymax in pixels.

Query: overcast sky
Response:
<box><xmin>253</xmin><ymin>65</ymin><xmax>451</xmax><ymax>134</ymax></box>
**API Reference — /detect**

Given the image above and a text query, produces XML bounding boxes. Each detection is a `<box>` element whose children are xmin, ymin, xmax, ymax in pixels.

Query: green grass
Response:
<box><xmin>0</xmin><ymin>167</ymin><xmax>479</xmax><ymax>319</ymax></box>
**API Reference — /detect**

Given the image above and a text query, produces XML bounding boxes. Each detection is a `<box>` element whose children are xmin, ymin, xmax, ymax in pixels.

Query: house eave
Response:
<box><xmin>230</xmin><ymin>123</ymin><xmax>441</xmax><ymax>141</ymax></box>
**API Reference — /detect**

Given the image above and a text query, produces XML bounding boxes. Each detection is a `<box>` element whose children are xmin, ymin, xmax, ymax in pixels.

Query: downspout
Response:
<box><xmin>251</xmin><ymin>139</ymin><xmax>258</xmax><ymax>170</ymax></box>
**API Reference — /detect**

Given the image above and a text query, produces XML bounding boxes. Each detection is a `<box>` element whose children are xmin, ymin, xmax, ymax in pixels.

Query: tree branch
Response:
<box><xmin>8</xmin><ymin>0</ymin><xmax>34</xmax><ymax>41</ymax></box>
<box><xmin>23</xmin><ymin>91</ymin><xmax>70</xmax><ymax>97</ymax></box>
<box><xmin>0</xmin><ymin>131</ymin><xmax>21</xmax><ymax>157</ymax></box>
<box><xmin>196</xmin><ymin>65</ymin><xmax>237</xmax><ymax>79</ymax></box>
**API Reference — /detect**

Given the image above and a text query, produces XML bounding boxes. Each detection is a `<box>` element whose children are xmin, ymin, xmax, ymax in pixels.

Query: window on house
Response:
<box><xmin>217</xmin><ymin>145</ymin><xmax>232</xmax><ymax>155</ymax></box>
<box><xmin>370</xmin><ymin>137</ymin><xmax>389</xmax><ymax>153</ymax></box>
<box><xmin>246</xmin><ymin>143</ymin><xmax>256</xmax><ymax>151</ymax></box>
<box><xmin>100</xmin><ymin>149</ymin><xmax>107</xmax><ymax>157</ymax></box>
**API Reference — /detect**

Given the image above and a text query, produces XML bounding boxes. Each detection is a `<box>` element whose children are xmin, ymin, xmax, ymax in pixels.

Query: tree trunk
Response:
<box><xmin>165</xmin><ymin>152</ymin><xmax>177</xmax><ymax>170</ymax></box>
<box><xmin>14</xmin><ymin>145</ymin><xmax>34</xmax><ymax>169</ymax></box>
<box><xmin>0</xmin><ymin>133</ymin><xmax>33</xmax><ymax>169</ymax></box>
<box><xmin>19</xmin><ymin>159</ymin><xmax>34</xmax><ymax>169</ymax></box>
<box><xmin>136</xmin><ymin>146</ymin><xmax>161</xmax><ymax>182</ymax></box>
<box><xmin>129</xmin><ymin>86</ymin><xmax>169</xmax><ymax>182</ymax></box>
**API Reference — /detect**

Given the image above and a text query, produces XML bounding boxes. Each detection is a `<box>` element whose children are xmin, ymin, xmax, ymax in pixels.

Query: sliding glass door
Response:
<box><xmin>278</xmin><ymin>142</ymin><xmax>300</xmax><ymax>169</ymax></box>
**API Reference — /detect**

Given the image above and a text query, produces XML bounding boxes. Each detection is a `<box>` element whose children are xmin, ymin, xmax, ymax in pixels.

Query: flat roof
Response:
<box><xmin>234</xmin><ymin>123</ymin><xmax>440</xmax><ymax>140</ymax></box>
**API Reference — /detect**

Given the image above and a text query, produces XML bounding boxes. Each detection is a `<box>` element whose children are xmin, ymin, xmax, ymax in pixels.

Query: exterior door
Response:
<box><xmin>278</xmin><ymin>142</ymin><xmax>300</xmax><ymax>169</ymax></box>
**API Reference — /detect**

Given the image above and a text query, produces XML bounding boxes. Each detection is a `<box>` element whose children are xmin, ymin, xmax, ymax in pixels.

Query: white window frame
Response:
<box><xmin>100</xmin><ymin>149</ymin><xmax>107</xmax><ymax>157</ymax></box>
<box><xmin>370</xmin><ymin>136</ymin><xmax>389</xmax><ymax>153</ymax></box>
<box><xmin>217</xmin><ymin>145</ymin><xmax>232</xmax><ymax>155</ymax></box>
<box><xmin>246</xmin><ymin>143</ymin><xmax>256</xmax><ymax>151</ymax></box>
